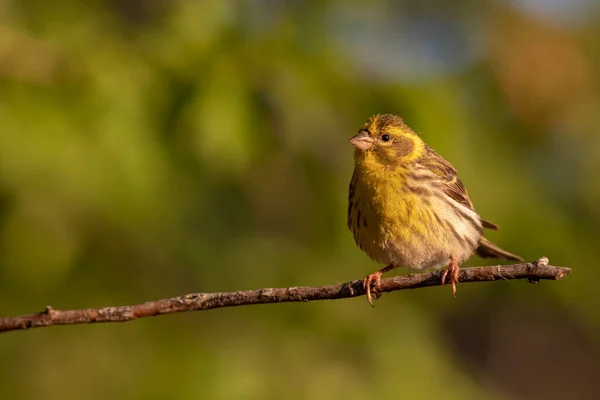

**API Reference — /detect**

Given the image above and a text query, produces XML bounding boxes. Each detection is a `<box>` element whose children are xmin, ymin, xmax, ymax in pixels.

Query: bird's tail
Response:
<box><xmin>476</xmin><ymin>237</ymin><xmax>523</xmax><ymax>262</ymax></box>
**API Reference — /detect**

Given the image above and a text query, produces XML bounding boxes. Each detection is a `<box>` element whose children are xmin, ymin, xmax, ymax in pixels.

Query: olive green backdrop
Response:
<box><xmin>1</xmin><ymin>1</ymin><xmax>599</xmax><ymax>399</ymax></box>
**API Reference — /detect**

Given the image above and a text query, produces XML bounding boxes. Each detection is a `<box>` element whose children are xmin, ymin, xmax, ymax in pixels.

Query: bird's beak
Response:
<box><xmin>349</xmin><ymin>130</ymin><xmax>375</xmax><ymax>151</ymax></box>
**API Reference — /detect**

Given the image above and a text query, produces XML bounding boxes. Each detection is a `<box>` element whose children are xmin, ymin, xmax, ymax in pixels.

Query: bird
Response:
<box><xmin>347</xmin><ymin>113</ymin><xmax>523</xmax><ymax>306</ymax></box>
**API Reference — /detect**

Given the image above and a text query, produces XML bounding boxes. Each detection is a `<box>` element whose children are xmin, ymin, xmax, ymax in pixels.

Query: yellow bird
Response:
<box><xmin>348</xmin><ymin>114</ymin><xmax>522</xmax><ymax>306</ymax></box>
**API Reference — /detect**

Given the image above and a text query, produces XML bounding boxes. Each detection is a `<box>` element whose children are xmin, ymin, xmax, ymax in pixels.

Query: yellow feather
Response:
<box><xmin>348</xmin><ymin>113</ymin><xmax>522</xmax><ymax>303</ymax></box>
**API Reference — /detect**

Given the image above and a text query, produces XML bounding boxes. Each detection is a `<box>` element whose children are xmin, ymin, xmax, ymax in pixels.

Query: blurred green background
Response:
<box><xmin>1</xmin><ymin>1</ymin><xmax>599</xmax><ymax>399</ymax></box>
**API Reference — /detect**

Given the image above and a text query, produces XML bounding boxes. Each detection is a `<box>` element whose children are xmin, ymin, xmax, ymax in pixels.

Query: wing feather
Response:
<box><xmin>419</xmin><ymin>147</ymin><xmax>475</xmax><ymax>210</ymax></box>
<box><xmin>419</xmin><ymin>147</ymin><xmax>503</xmax><ymax>231</ymax></box>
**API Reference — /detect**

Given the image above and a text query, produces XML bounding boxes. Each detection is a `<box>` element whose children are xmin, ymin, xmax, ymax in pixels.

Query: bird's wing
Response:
<box><xmin>419</xmin><ymin>147</ymin><xmax>476</xmax><ymax>211</ymax></box>
<box><xmin>420</xmin><ymin>147</ymin><xmax>500</xmax><ymax>231</ymax></box>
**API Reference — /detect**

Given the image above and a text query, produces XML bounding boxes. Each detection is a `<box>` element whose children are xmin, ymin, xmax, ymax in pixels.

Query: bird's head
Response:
<box><xmin>350</xmin><ymin>114</ymin><xmax>425</xmax><ymax>168</ymax></box>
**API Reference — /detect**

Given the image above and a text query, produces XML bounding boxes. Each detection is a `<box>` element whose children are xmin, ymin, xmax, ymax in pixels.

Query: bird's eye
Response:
<box><xmin>381</xmin><ymin>134</ymin><xmax>390</xmax><ymax>142</ymax></box>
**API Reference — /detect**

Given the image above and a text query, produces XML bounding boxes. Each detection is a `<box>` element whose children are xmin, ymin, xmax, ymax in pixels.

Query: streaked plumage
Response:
<box><xmin>348</xmin><ymin>114</ymin><xmax>522</xmax><ymax>305</ymax></box>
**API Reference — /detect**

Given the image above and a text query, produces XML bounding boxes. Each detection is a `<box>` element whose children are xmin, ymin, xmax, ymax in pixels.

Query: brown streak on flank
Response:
<box><xmin>468</xmin><ymin>214</ymin><xmax>484</xmax><ymax>235</ymax></box>
<box><xmin>445</xmin><ymin>219</ymin><xmax>467</xmax><ymax>246</ymax></box>
<box><xmin>352</xmin><ymin>225</ymin><xmax>360</xmax><ymax>246</ymax></box>
<box><xmin>347</xmin><ymin>173</ymin><xmax>357</xmax><ymax>230</ymax></box>
<box><xmin>446</xmin><ymin>199</ymin><xmax>482</xmax><ymax>234</ymax></box>
<box><xmin>465</xmin><ymin>234</ymin><xmax>478</xmax><ymax>251</ymax></box>
<box><xmin>432</xmin><ymin>209</ymin><xmax>444</xmax><ymax>228</ymax></box>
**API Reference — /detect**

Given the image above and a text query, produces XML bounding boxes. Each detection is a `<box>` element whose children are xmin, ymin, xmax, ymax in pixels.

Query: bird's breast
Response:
<box><xmin>350</xmin><ymin>164</ymin><xmax>481</xmax><ymax>269</ymax></box>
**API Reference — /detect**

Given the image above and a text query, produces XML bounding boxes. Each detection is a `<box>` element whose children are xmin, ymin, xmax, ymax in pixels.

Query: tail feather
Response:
<box><xmin>481</xmin><ymin>219</ymin><xmax>499</xmax><ymax>230</ymax></box>
<box><xmin>476</xmin><ymin>237</ymin><xmax>523</xmax><ymax>262</ymax></box>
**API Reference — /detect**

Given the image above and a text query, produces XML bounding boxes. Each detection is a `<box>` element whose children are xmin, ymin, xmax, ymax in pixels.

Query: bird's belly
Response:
<box><xmin>357</xmin><ymin>194</ymin><xmax>482</xmax><ymax>270</ymax></box>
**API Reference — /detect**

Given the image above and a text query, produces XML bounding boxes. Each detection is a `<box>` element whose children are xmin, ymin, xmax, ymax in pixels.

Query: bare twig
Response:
<box><xmin>0</xmin><ymin>258</ymin><xmax>570</xmax><ymax>334</ymax></box>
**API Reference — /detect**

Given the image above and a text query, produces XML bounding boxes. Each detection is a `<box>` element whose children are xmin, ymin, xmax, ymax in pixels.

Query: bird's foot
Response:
<box><xmin>363</xmin><ymin>272</ymin><xmax>383</xmax><ymax>307</ymax></box>
<box><xmin>441</xmin><ymin>257</ymin><xmax>459</xmax><ymax>297</ymax></box>
<box><xmin>363</xmin><ymin>264</ymin><xmax>395</xmax><ymax>307</ymax></box>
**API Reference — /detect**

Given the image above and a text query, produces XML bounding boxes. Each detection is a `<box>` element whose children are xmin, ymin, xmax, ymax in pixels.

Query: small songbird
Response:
<box><xmin>348</xmin><ymin>114</ymin><xmax>523</xmax><ymax>306</ymax></box>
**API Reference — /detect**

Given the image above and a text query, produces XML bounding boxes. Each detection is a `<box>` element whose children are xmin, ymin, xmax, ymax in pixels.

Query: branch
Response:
<box><xmin>0</xmin><ymin>258</ymin><xmax>570</xmax><ymax>334</ymax></box>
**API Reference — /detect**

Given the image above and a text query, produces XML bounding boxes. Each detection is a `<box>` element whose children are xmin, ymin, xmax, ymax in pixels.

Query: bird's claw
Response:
<box><xmin>363</xmin><ymin>273</ymin><xmax>383</xmax><ymax>307</ymax></box>
<box><xmin>441</xmin><ymin>257</ymin><xmax>459</xmax><ymax>297</ymax></box>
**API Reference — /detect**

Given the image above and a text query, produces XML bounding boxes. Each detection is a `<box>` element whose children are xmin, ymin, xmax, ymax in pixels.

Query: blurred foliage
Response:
<box><xmin>1</xmin><ymin>1</ymin><xmax>600</xmax><ymax>399</ymax></box>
